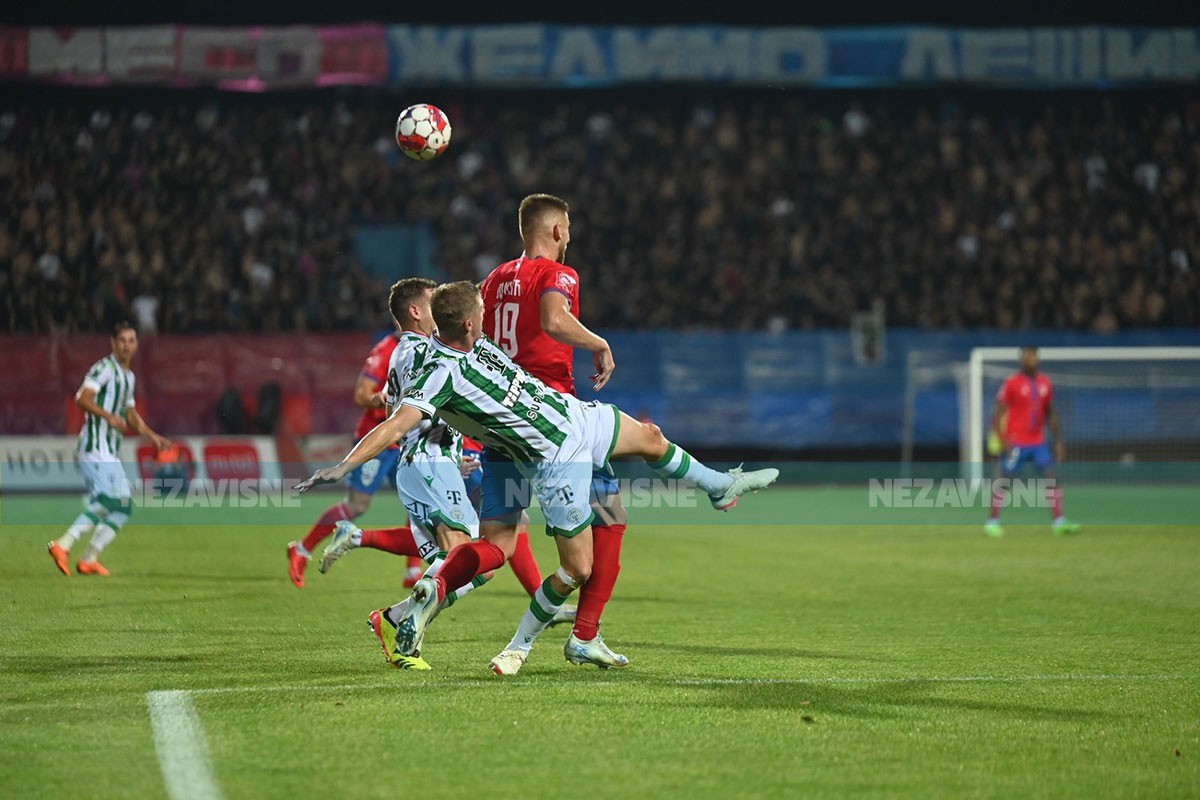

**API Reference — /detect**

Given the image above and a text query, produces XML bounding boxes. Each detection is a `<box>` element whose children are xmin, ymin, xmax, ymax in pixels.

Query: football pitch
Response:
<box><xmin>1</xmin><ymin>487</ymin><xmax>1197</xmax><ymax>799</ymax></box>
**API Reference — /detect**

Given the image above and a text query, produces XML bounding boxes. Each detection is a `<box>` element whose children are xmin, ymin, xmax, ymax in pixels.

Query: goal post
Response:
<box><xmin>964</xmin><ymin>346</ymin><xmax>1200</xmax><ymax>481</ymax></box>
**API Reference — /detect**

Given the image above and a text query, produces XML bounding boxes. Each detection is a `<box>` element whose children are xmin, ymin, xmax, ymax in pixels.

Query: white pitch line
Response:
<box><xmin>146</xmin><ymin>690</ymin><xmax>224</xmax><ymax>800</ymax></box>
<box><xmin>178</xmin><ymin>672</ymin><xmax>1199</xmax><ymax>696</ymax></box>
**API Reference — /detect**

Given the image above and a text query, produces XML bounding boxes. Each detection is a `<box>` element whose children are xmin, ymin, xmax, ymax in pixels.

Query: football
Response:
<box><xmin>394</xmin><ymin>103</ymin><xmax>452</xmax><ymax>161</ymax></box>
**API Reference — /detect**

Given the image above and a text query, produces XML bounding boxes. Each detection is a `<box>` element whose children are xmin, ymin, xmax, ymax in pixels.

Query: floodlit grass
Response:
<box><xmin>1</xmin><ymin>488</ymin><xmax>1197</xmax><ymax>798</ymax></box>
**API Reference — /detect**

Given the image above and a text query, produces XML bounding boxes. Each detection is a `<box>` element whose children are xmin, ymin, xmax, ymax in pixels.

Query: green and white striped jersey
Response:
<box><xmin>401</xmin><ymin>335</ymin><xmax>573</xmax><ymax>463</ymax></box>
<box><xmin>77</xmin><ymin>354</ymin><xmax>137</xmax><ymax>457</ymax></box>
<box><xmin>386</xmin><ymin>331</ymin><xmax>463</xmax><ymax>463</ymax></box>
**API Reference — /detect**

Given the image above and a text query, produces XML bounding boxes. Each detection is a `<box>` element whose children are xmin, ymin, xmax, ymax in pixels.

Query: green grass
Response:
<box><xmin>1</xmin><ymin>488</ymin><xmax>1198</xmax><ymax>799</ymax></box>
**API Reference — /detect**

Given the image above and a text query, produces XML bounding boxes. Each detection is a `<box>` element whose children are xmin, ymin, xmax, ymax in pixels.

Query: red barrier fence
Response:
<box><xmin>0</xmin><ymin>333</ymin><xmax>383</xmax><ymax>436</ymax></box>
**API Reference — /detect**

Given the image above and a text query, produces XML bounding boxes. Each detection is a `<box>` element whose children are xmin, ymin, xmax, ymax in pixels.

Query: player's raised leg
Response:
<box><xmin>612</xmin><ymin>411</ymin><xmax>779</xmax><ymax>509</ymax></box>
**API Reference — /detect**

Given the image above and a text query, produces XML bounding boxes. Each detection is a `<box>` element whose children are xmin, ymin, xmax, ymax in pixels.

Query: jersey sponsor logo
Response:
<box><xmin>554</xmin><ymin>272</ymin><xmax>577</xmax><ymax>292</ymax></box>
<box><xmin>203</xmin><ymin>442</ymin><xmax>260</xmax><ymax>482</ymax></box>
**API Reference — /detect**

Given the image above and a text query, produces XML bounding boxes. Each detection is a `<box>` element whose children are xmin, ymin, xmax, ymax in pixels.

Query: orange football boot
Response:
<box><xmin>47</xmin><ymin>542</ymin><xmax>70</xmax><ymax>575</ymax></box>
<box><xmin>76</xmin><ymin>560</ymin><xmax>111</xmax><ymax>576</ymax></box>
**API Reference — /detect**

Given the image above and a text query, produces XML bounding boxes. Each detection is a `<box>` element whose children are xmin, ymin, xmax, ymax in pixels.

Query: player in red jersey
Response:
<box><xmin>286</xmin><ymin>286</ymin><xmax>427</xmax><ymax>588</ymax></box>
<box><xmin>985</xmin><ymin>345</ymin><xmax>1081</xmax><ymax>537</ymax></box>
<box><xmin>478</xmin><ymin>193</ymin><xmax>631</xmax><ymax>674</ymax></box>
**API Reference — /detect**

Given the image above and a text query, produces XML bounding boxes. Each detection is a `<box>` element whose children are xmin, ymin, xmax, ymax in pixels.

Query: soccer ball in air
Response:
<box><xmin>395</xmin><ymin>103</ymin><xmax>452</xmax><ymax>161</ymax></box>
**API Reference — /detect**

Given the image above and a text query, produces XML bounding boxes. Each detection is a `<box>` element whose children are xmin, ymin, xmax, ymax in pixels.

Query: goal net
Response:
<box><xmin>962</xmin><ymin>347</ymin><xmax>1200</xmax><ymax>482</ymax></box>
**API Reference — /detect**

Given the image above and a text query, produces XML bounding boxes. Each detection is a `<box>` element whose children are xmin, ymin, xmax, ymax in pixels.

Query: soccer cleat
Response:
<box><xmin>547</xmin><ymin>604</ymin><xmax>577</xmax><ymax>628</ymax></box>
<box><xmin>287</xmin><ymin>541</ymin><xmax>309</xmax><ymax>588</ymax></box>
<box><xmin>76</xmin><ymin>560</ymin><xmax>110</xmax><ymax>576</ymax></box>
<box><xmin>47</xmin><ymin>542</ymin><xmax>70</xmax><ymax>576</ymax></box>
<box><xmin>1053</xmin><ymin>518</ymin><xmax>1082</xmax><ymax>536</ymax></box>
<box><xmin>368</xmin><ymin>605</ymin><xmax>425</xmax><ymax>668</ymax></box>
<box><xmin>393</xmin><ymin>577</ymin><xmax>442</xmax><ymax>657</ymax></box>
<box><xmin>709</xmin><ymin>466</ymin><xmax>780</xmax><ymax>511</ymax></box>
<box><xmin>984</xmin><ymin>521</ymin><xmax>1005</xmax><ymax>538</ymax></box>
<box><xmin>489</xmin><ymin>649</ymin><xmax>528</xmax><ymax>675</ymax></box>
<box><xmin>320</xmin><ymin>521</ymin><xmax>360</xmax><ymax>574</ymax></box>
<box><xmin>393</xmin><ymin>654</ymin><xmax>432</xmax><ymax>671</ymax></box>
<box><xmin>564</xmin><ymin>632</ymin><xmax>629</xmax><ymax>669</ymax></box>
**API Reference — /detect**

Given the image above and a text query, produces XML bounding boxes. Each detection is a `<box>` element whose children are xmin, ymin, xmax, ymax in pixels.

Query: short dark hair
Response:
<box><xmin>112</xmin><ymin>321</ymin><xmax>137</xmax><ymax>337</ymax></box>
<box><xmin>518</xmin><ymin>193</ymin><xmax>569</xmax><ymax>239</ymax></box>
<box><xmin>431</xmin><ymin>281</ymin><xmax>483</xmax><ymax>340</ymax></box>
<box><xmin>388</xmin><ymin>277</ymin><xmax>436</xmax><ymax>324</ymax></box>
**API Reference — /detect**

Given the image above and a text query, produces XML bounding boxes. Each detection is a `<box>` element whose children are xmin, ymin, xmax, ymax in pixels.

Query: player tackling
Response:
<box><xmin>295</xmin><ymin>281</ymin><xmax>780</xmax><ymax>666</ymax></box>
<box><xmin>985</xmin><ymin>345</ymin><xmax>1081</xmax><ymax>537</ymax></box>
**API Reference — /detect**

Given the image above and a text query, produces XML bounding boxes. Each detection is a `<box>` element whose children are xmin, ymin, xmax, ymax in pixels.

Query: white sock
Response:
<box><xmin>82</xmin><ymin>523</ymin><xmax>118</xmax><ymax>562</ymax></box>
<box><xmin>506</xmin><ymin>574</ymin><xmax>573</xmax><ymax>653</ymax></box>
<box><xmin>444</xmin><ymin>574</ymin><xmax>489</xmax><ymax>608</ymax></box>
<box><xmin>58</xmin><ymin>513</ymin><xmax>99</xmax><ymax>550</ymax></box>
<box><xmin>294</xmin><ymin>542</ymin><xmax>311</xmax><ymax>557</ymax></box>
<box><xmin>646</xmin><ymin>443</ymin><xmax>732</xmax><ymax>496</ymax></box>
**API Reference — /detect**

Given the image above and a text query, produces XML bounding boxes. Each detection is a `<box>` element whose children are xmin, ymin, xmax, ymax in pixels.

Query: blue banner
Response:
<box><xmin>386</xmin><ymin>25</ymin><xmax>1200</xmax><ymax>88</ymax></box>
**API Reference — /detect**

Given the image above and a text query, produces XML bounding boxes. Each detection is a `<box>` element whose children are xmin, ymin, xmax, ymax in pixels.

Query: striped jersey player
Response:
<box><xmin>294</xmin><ymin>281</ymin><xmax>780</xmax><ymax>663</ymax></box>
<box><xmin>47</xmin><ymin>322</ymin><xmax>170</xmax><ymax>577</ymax></box>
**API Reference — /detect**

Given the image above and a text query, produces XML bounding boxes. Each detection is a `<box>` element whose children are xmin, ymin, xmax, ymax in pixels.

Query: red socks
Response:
<box><xmin>1047</xmin><ymin>485</ymin><xmax>1064</xmax><ymax>519</ymax></box>
<box><xmin>433</xmin><ymin>540</ymin><xmax>507</xmax><ymax>603</ymax></box>
<box><xmin>573</xmin><ymin>523</ymin><xmax>626</xmax><ymax>641</ymax></box>
<box><xmin>301</xmin><ymin>502</ymin><xmax>352</xmax><ymax>551</ymax></box>
<box><xmin>360</xmin><ymin>527</ymin><xmax>421</xmax><ymax>556</ymax></box>
<box><xmin>506</xmin><ymin>531</ymin><xmax>543</xmax><ymax>596</ymax></box>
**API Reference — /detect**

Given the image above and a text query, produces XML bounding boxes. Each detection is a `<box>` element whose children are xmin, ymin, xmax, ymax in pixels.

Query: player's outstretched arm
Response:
<box><xmin>539</xmin><ymin>292</ymin><xmax>614</xmax><ymax>391</ymax></box>
<box><xmin>294</xmin><ymin>405</ymin><xmax>422</xmax><ymax>491</ymax></box>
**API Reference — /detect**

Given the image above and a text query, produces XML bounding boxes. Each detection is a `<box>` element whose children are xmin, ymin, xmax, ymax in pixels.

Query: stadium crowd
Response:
<box><xmin>1</xmin><ymin>91</ymin><xmax>1197</xmax><ymax>333</ymax></box>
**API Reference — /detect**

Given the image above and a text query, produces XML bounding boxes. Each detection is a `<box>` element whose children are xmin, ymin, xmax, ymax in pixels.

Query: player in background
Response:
<box><xmin>47</xmin><ymin>322</ymin><xmax>170</xmax><ymax>576</ymax></box>
<box><xmin>985</xmin><ymin>345</ymin><xmax>1082</xmax><ymax>537</ymax></box>
<box><xmin>294</xmin><ymin>281</ymin><xmax>780</xmax><ymax>665</ymax></box>
<box><xmin>286</xmin><ymin>295</ymin><xmax>425</xmax><ymax>589</ymax></box>
<box><xmin>479</xmin><ymin>193</ymin><xmax>630</xmax><ymax>675</ymax></box>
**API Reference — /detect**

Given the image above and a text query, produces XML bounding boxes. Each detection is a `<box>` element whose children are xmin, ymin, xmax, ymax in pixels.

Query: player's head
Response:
<box><xmin>388</xmin><ymin>277</ymin><xmax>437</xmax><ymax>335</ymax></box>
<box><xmin>518</xmin><ymin>193</ymin><xmax>571</xmax><ymax>263</ymax></box>
<box><xmin>431</xmin><ymin>281</ymin><xmax>484</xmax><ymax>346</ymax></box>
<box><xmin>111</xmin><ymin>321</ymin><xmax>138</xmax><ymax>363</ymax></box>
<box><xmin>1020</xmin><ymin>345</ymin><xmax>1039</xmax><ymax>374</ymax></box>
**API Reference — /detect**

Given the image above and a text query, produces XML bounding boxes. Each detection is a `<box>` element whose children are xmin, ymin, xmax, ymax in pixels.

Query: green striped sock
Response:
<box><xmin>645</xmin><ymin>442</ymin><xmax>732</xmax><ymax>495</ymax></box>
<box><xmin>506</xmin><ymin>577</ymin><xmax>570</xmax><ymax>653</ymax></box>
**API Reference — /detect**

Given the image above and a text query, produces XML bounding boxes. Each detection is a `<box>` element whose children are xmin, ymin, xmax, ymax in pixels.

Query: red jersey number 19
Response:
<box><xmin>494</xmin><ymin>302</ymin><xmax>519</xmax><ymax>357</ymax></box>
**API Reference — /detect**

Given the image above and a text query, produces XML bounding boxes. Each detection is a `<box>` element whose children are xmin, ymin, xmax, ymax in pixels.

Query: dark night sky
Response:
<box><xmin>4</xmin><ymin>0</ymin><xmax>1199</xmax><ymax>26</ymax></box>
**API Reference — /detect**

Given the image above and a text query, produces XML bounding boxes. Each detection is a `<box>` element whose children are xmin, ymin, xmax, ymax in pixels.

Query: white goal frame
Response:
<box><xmin>964</xmin><ymin>346</ymin><xmax>1200</xmax><ymax>479</ymax></box>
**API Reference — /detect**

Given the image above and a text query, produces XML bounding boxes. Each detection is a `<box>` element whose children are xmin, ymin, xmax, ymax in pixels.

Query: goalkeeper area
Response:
<box><xmin>965</xmin><ymin>347</ymin><xmax>1200</xmax><ymax>481</ymax></box>
<box><xmin>2</xmin><ymin>489</ymin><xmax>1197</xmax><ymax>799</ymax></box>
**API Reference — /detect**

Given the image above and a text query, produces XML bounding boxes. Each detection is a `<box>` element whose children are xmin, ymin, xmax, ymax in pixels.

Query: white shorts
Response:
<box><xmin>396</xmin><ymin>452</ymin><xmax>479</xmax><ymax>561</ymax></box>
<box><xmin>533</xmin><ymin>401</ymin><xmax>619</xmax><ymax>537</ymax></box>
<box><xmin>78</xmin><ymin>451</ymin><xmax>132</xmax><ymax>501</ymax></box>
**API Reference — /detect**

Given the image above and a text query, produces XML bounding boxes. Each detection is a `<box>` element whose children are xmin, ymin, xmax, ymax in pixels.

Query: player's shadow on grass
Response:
<box><xmin>622</xmin><ymin>640</ymin><xmax>865</xmax><ymax>660</ymax></box>
<box><xmin>666</xmin><ymin>680</ymin><xmax>1122</xmax><ymax>723</ymax></box>
<box><xmin>130</xmin><ymin>572</ymin><xmax>281</xmax><ymax>584</ymax></box>
<box><xmin>1</xmin><ymin>653</ymin><xmax>206</xmax><ymax>678</ymax></box>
